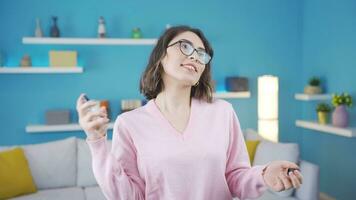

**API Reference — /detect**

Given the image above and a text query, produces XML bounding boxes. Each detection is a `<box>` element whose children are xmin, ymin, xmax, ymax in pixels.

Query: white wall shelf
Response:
<box><xmin>213</xmin><ymin>91</ymin><xmax>251</xmax><ymax>99</ymax></box>
<box><xmin>0</xmin><ymin>67</ymin><xmax>83</xmax><ymax>74</ymax></box>
<box><xmin>295</xmin><ymin>93</ymin><xmax>332</xmax><ymax>101</ymax></box>
<box><xmin>296</xmin><ymin>120</ymin><xmax>356</xmax><ymax>138</ymax></box>
<box><xmin>26</xmin><ymin>122</ymin><xmax>114</xmax><ymax>133</ymax></box>
<box><xmin>25</xmin><ymin>91</ymin><xmax>249</xmax><ymax>132</ymax></box>
<box><xmin>22</xmin><ymin>37</ymin><xmax>157</xmax><ymax>45</ymax></box>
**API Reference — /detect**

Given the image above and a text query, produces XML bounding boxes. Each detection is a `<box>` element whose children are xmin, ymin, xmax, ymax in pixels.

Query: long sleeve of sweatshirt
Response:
<box><xmin>87</xmin><ymin>117</ymin><xmax>145</xmax><ymax>200</ymax></box>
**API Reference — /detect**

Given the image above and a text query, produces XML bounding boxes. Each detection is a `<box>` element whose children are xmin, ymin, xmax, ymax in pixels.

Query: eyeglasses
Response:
<box><xmin>167</xmin><ymin>39</ymin><xmax>212</xmax><ymax>65</ymax></box>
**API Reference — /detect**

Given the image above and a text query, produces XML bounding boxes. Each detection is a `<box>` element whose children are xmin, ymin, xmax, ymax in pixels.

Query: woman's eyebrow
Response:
<box><xmin>180</xmin><ymin>39</ymin><xmax>205</xmax><ymax>50</ymax></box>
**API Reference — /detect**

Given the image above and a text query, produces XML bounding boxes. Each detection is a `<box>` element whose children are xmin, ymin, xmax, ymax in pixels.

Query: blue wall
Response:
<box><xmin>0</xmin><ymin>0</ymin><xmax>301</xmax><ymax>145</ymax></box>
<box><xmin>8</xmin><ymin>0</ymin><xmax>356</xmax><ymax>199</ymax></box>
<box><xmin>3</xmin><ymin>0</ymin><xmax>355</xmax><ymax>199</ymax></box>
<box><xmin>300</xmin><ymin>0</ymin><xmax>356</xmax><ymax>199</ymax></box>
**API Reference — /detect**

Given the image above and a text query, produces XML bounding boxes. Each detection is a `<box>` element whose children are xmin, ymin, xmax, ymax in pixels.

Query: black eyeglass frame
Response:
<box><xmin>167</xmin><ymin>39</ymin><xmax>212</xmax><ymax>65</ymax></box>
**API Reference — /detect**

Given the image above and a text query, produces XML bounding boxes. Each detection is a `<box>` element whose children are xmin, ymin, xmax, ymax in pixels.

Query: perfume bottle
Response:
<box><xmin>98</xmin><ymin>16</ymin><xmax>106</xmax><ymax>38</ymax></box>
<box><xmin>35</xmin><ymin>18</ymin><xmax>43</xmax><ymax>37</ymax></box>
<box><xmin>50</xmin><ymin>16</ymin><xmax>60</xmax><ymax>37</ymax></box>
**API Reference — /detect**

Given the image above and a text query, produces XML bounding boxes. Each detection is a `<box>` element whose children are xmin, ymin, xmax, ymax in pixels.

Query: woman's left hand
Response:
<box><xmin>262</xmin><ymin>161</ymin><xmax>303</xmax><ymax>192</ymax></box>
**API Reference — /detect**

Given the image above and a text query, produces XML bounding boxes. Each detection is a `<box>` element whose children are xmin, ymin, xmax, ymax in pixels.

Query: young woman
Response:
<box><xmin>76</xmin><ymin>26</ymin><xmax>302</xmax><ymax>200</ymax></box>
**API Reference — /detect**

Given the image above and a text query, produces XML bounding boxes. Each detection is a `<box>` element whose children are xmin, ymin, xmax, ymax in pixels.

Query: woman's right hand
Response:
<box><xmin>76</xmin><ymin>93</ymin><xmax>110</xmax><ymax>140</ymax></box>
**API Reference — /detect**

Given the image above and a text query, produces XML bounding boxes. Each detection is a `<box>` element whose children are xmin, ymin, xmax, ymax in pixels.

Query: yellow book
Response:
<box><xmin>49</xmin><ymin>51</ymin><xmax>77</xmax><ymax>67</ymax></box>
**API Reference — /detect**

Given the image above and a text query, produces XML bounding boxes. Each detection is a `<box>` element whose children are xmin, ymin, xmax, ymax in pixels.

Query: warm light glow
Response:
<box><xmin>258</xmin><ymin>120</ymin><xmax>279</xmax><ymax>142</ymax></box>
<box><xmin>258</xmin><ymin>75</ymin><xmax>279</xmax><ymax>142</ymax></box>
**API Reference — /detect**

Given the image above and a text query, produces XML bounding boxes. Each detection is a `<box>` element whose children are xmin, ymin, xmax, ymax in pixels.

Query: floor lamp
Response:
<box><xmin>258</xmin><ymin>75</ymin><xmax>279</xmax><ymax>142</ymax></box>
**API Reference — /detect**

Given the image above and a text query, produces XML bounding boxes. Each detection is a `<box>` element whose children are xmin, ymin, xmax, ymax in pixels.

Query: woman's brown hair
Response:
<box><xmin>139</xmin><ymin>25</ymin><xmax>214</xmax><ymax>103</ymax></box>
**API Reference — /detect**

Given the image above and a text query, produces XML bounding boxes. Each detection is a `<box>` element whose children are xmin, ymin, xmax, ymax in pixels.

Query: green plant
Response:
<box><xmin>308</xmin><ymin>77</ymin><xmax>320</xmax><ymax>86</ymax></box>
<box><xmin>316</xmin><ymin>103</ymin><xmax>331</xmax><ymax>112</ymax></box>
<box><xmin>332</xmin><ymin>93</ymin><xmax>353</xmax><ymax>107</ymax></box>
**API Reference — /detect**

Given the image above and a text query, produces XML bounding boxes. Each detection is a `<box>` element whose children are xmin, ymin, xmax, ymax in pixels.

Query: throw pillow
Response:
<box><xmin>245</xmin><ymin>140</ymin><xmax>260</xmax><ymax>164</ymax></box>
<box><xmin>0</xmin><ymin>148</ymin><xmax>37</xmax><ymax>199</ymax></box>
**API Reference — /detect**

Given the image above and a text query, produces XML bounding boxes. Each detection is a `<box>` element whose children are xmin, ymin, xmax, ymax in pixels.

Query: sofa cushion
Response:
<box><xmin>84</xmin><ymin>186</ymin><xmax>106</xmax><ymax>200</ymax></box>
<box><xmin>0</xmin><ymin>148</ymin><xmax>37</xmax><ymax>199</ymax></box>
<box><xmin>245</xmin><ymin>140</ymin><xmax>260</xmax><ymax>164</ymax></box>
<box><xmin>24</xmin><ymin>137</ymin><xmax>77</xmax><ymax>189</ymax></box>
<box><xmin>0</xmin><ymin>137</ymin><xmax>77</xmax><ymax>190</ymax></box>
<box><xmin>248</xmin><ymin>190</ymin><xmax>298</xmax><ymax>200</ymax></box>
<box><xmin>77</xmin><ymin>138</ymin><xmax>112</xmax><ymax>187</ymax></box>
<box><xmin>253</xmin><ymin>140</ymin><xmax>299</xmax><ymax>165</ymax></box>
<box><xmin>295</xmin><ymin>160</ymin><xmax>320</xmax><ymax>200</ymax></box>
<box><xmin>253</xmin><ymin>140</ymin><xmax>299</xmax><ymax>197</ymax></box>
<box><xmin>243</xmin><ymin>129</ymin><xmax>265</xmax><ymax>141</ymax></box>
<box><xmin>8</xmin><ymin>187</ymin><xmax>85</xmax><ymax>200</ymax></box>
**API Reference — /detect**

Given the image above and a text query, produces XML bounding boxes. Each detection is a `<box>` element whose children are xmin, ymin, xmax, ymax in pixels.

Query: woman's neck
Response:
<box><xmin>155</xmin><ymin>84</ymin><xmax>192</xmax><ymax>114</ymax></box>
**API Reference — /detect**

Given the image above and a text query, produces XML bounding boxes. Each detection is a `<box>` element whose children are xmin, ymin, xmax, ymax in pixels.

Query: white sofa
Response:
<box><xmin>0</xmin><ymin>130</ymin><xmax>319</xmax><ymax>200</ymax></box>
<box><xmin>241</xmin><ymin>129</ymin><xmax>320</xmax><ymax>200</ymax></box>
<box><xmin>0</xmin><ymin>137</ymin><xmax>107</xmax><ymax>200</ymax></box>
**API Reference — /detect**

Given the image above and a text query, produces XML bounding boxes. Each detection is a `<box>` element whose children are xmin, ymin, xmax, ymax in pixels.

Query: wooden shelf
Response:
<box><xmin>22</xmin><ymin>37</ymin><xmax>157</xmax><ymax>45</ymax></box>
<box><xmin>295</xmin><ymin>93</ymin><xmax>332</xmax><ymax>101</ymax></box>
<box><xmin>26</xmin><ymin>122</ymin><xmax>114</xmax><ymax>133</ymax></box>
<box><xmin>296</xmin><ymin>120</ymin><xmax>356</xmax><ymax>137</ymax></box>
<box><xmin>213</xmin><ymin>91</ymin><xmax>251</xmax><ymax>99</ymax></box>
<box><xmin>0</xmin><ymin>67</ymin><xmax>83</xmax><ymax>74</ymax></box>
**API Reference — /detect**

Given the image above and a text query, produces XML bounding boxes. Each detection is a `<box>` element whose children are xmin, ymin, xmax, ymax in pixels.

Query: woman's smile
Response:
<box><xmin>180</xmin><ymin>63</ymin><xmax>198</xmax><ymax>73</ymax></box>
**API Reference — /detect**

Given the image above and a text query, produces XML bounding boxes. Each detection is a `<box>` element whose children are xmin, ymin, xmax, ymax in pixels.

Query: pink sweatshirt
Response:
<box><xmin>87</xmin><ymin>98</ymin><xmax>267</xmax><ymax>200</ymax></box>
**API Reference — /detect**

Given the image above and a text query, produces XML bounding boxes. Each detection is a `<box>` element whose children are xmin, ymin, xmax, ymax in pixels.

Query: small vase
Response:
<box><xmin>304</xmin><ymin>85</ymin><xmax>322</xmax><ymax>94</ymax></box>
<box><xmin>20</xmin><ymin>54</ymin><xmax>32</xmax><ymax>67</ymax></box>
<box><xmin>50</xmin><ymin>16</ymin><xmax>60</xmax><ymax>37</ymax></box>
<box><xmin>318</xmin><ymin>112</ymin><xmax>329</xmax><ymax>124</ymax></box>
<box><xmin>35</xmin><ymin>18</ymin><xmax>43</xmax><ymax>37</ymax></box>
<box><xmin>332</xmin><ymin>105</ymin><xmax>349</xmax><ymax>127</ymax></box>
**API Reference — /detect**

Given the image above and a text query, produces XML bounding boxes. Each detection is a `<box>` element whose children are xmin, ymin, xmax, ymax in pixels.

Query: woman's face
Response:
<box><xmin>161</xmin><ymin>31</ymin><xmax>207</xmax><ymax>87</ymax></box>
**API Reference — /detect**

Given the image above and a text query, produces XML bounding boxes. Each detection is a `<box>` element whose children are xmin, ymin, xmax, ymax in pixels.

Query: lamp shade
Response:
<box><xmin>258</xmin><ymin>75</ymin><xmax>279</xmax><ymax>142</ymax></box>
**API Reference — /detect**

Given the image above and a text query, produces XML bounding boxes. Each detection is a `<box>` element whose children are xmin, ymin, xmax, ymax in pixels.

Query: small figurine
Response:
<box><xmin>131</xmin><ymin>27</ymin><xmax>142</xmax><ymax>39</ymax></box>
<box><xmin>35</xmin><ymin>18</ymin><xmax>43</xmax><ymax>37</ymax></box>
<box><xmin>20</xmin><ymin>54</ymin><xmax>32</xmax><ymax>67</ymax></box>
<box><xmin>98</xmin><ymin>16</ymin><xmax>106</xmax><ymax>38</ymax></box>
<box><xmin>50</xmin><ymin>16</ymin><xmax>60</xmax><ymax>37</ymax></box>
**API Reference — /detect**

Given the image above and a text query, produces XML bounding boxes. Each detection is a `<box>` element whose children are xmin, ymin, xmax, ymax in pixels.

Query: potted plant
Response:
<box><xmin>316</xmin><ymin>103</ymin><xmax>331</xmax><ymax>124</ymax></box>
<box><xmin>304</xmin><ymin>77</ymin><xmax>322</xmax><ymax>94</ymax></box>
<box><xmin>331</xmin><ymin>93</ymin><xmax>353</xmax><ymax>127</ymax></box>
